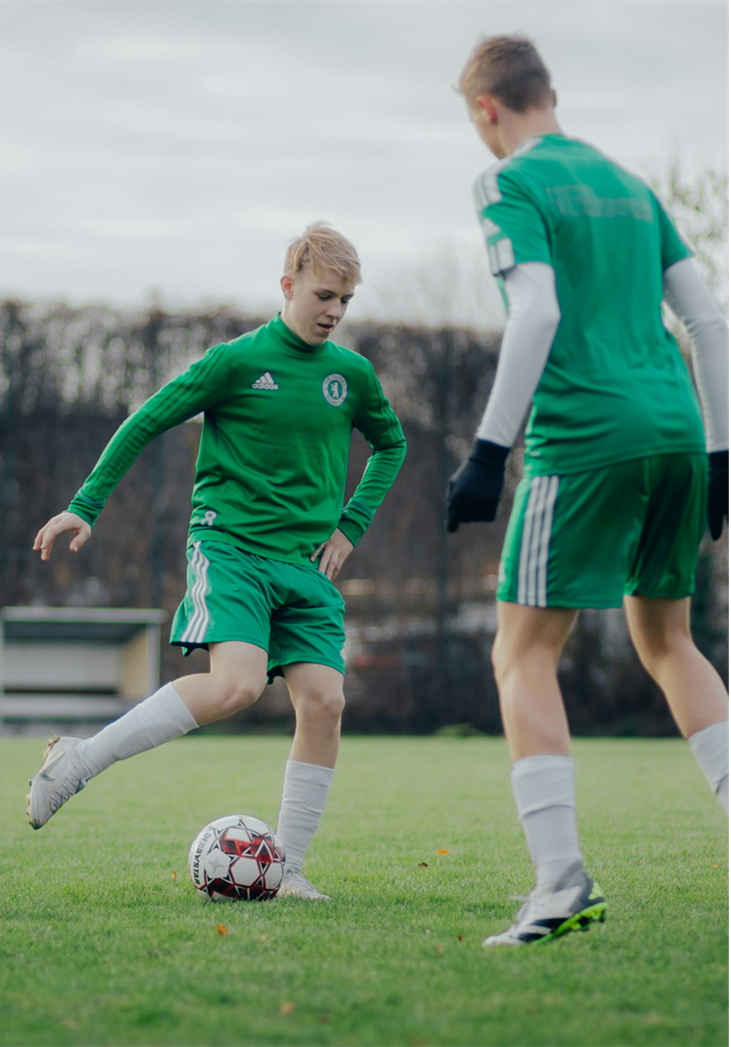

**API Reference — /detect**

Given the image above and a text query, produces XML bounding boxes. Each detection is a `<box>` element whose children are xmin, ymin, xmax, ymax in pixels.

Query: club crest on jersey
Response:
<box><xmin>252</xmin><ymin>372</ymin><xmax>278</xmax><ymax>390</ymax></box>
<box><xmin>322</xmin><ymin>374</ymin><xmax>347</xmax><ymax>407</ymax></box>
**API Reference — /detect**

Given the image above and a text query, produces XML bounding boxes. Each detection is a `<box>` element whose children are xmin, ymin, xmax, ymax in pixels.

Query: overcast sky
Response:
<box><xmin>1</xmin><ymin>0</ymin><xmax>727</xmax><ymax>326</ymax></box>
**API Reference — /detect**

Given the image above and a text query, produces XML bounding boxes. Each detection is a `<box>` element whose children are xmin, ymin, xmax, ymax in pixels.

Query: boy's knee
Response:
<box><xmin>298</xmin><ymin>689</ymin><xmax>345</xmax><ymax>721</ymax></box>
<box><xmin>491</xmin><ymin>630</ymin><xmax>529</xmax><ymax>687</ymax></box>
<box><xmin>635</xmin><ymin>630</ymin><xmax>695</xmax><ymax>677</ymax></box>
<box><xmin>216</xmin><ymin>678</ymin><xmax>265</xmax><ymax>715</ymax></box>
<box><xmin>491</xmin><ymin>632</ymin><xmax>509</xmax><ymax>686</ymax></box>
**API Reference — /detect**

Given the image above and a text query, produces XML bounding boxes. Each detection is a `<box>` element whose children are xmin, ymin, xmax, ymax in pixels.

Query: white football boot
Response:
<box><xmin>26</xmin><ymin>736</ymin><xmax>91</xmax><ymax>830</ymax></box>
<box><xmin>483</xmin><ymin>861</ymin><xmax>607</xmax><ymax>947</ymax></box>
<box><xmin>278</xmin><ymin>869</ymin><xmax>330</xmax><ymax>900</ymax></box>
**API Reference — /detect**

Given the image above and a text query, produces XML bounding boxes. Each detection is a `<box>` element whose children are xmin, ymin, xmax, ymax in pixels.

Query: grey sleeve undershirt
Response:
<box><xmin>662</xmin><ymin>257</ymin><xmax>729</xmax><ymax>453</ymax></box>
<box><xmin>476</xmin><ymin>262</ymin><xmax>560</xmax><ymax>447</ymax></box>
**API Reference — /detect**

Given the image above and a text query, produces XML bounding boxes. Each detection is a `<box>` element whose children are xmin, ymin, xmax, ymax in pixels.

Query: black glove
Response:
<box><xmin>708</xmin><ymin>450</ymin><xmax>728</xmax><ymax>540</ymax></box>
<box><xmin>446</xmin><ymin>439</ymin><xmax>510</xmax><ymax>533</ymax></box>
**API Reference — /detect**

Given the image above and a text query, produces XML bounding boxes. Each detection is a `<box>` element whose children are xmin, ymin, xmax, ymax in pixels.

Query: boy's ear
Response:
<box><xmin>474</xmin><ymin>94</ymin><xmax>499</xmax><ymax>123</ymax></box>
<box><xmin>280</xmin><ymin>274</ymin><xmax>294</xmax><ymax>299</ymax></box>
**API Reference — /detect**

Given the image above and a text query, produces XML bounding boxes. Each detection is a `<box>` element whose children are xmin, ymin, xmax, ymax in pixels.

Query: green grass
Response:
<box><xmin>0</xmin><ymin>737</ymin><xmax>727</xmax><ymax>1047</ymax></box>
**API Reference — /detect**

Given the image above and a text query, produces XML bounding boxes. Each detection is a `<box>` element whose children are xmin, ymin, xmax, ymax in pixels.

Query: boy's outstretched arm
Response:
<box><xmin>32</xmin><ymin>343</ymin><xmax>233</xmax><ymax>561</ymax></box>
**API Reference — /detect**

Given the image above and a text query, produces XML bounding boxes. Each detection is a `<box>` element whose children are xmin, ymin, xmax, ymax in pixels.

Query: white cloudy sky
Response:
<box><xmin>1</xmin><ymin>0</ymin><xmax>727</xmax><ymax>325</ymax></box>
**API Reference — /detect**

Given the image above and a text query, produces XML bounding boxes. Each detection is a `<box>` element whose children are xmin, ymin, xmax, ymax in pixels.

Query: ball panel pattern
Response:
<box><xmin>188</xmin><ymin>814</ymin><xmax>286</xmax><ymax>902</ymax></box>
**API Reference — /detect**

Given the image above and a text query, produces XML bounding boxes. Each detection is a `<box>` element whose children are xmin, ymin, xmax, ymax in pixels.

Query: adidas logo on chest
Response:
<box><xmin>252</xmin><ymin>372</ymin><xmax>279</xmax><ymax>390</ymax></box>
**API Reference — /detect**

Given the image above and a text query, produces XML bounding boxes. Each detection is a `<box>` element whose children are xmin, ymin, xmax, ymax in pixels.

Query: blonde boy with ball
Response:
<box><xmin>29</xmin><ymin>223</ymin><xmax>407</xmax><ymax>900</ymax></box>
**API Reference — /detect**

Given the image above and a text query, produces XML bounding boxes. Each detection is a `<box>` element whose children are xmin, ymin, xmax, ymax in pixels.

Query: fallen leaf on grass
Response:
<box><xmin>711</xmin><ymin>864</ymin><xmax>719</xmax><ymax>868</ymax></box>
<box><xmin>216</xmin><ymin>924</ymin><xmax>228</xmax><ymax>936</ymax></box>
<box><xmin>259</xmin><ymin>933</ymin><xmax>268</xmax><ymax>943</ymax></box>
<box><xmin>171</xmin><ymin>870</ymin><xmax>177</xmax><ymax>880</ymax></box>
<box><xmin>457</xmin><ymin>934</ymin><xmax>464</xmax><ymax>941</ymax></box>
<box><xmin>436</xmin><ymin>848</ymin><xmax>449</xmax><ymax>855</ymax></box>
<box><xmin>424</xmin><ymin>928</ymin><xmax>432</xmax><ymax>935</ymax></box>
<box><xmin>319</xmin><ymin>1015</ymin><xmax>331</xmax><ymax>1024</ymax></box>
<box><xmin>643</xmin><ymin>1014</ymin><xmax>662</xmax><ymax>1026</ymax></box>
<box><xmin>418</xmin><ymin>862</ymin><xmax>429</xmax><ymax>867</ymax></box>
<box><xmin>279</xmin><ymin>1001</ymin><xmax>296</xmax><ymax>1016</ymax></box>
<box><xmin>435</xmin><ymin>945</ymin><xmax>444</xmax><ymax>954</ymax></box>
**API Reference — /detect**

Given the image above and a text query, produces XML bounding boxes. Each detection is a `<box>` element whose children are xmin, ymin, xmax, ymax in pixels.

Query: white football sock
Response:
<box><xmin>77</xmin><ymin>682</ymin><xmax>198</xmax><ymax>779</ymax></box>
<box><xmin>511</xmin><ymin>754</ymin><xmax>584</xmax><ymax>891</ymax></box>
<box><xmin>689</xmin><ymin>720</ymin><xmax>729</xmax><ymax>817</ymax></box>
<box><xmin>277</xmin><ymin>760</ymin><xmax>335</xmax><ymax>874</ymax></box>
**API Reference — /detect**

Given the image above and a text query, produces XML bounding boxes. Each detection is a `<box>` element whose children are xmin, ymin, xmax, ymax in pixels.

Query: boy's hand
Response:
<box><xmin>33</xmin><ymin>512</ymin><xmax>92</xmax><ymax>561</ymax></box>
<box><xmin>311</xmin><ymin>528</ymin><xmax>354</xmax><ymax>581</ymax></box>
<box><xmin>446</xmin><ymin>439</ymin><xmax>510</xmax><ymax>532</ymax></box>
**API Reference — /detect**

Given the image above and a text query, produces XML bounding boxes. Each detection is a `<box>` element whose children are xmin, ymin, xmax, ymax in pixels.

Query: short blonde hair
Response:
<box><xmin>457</xmin><ymin>35</ymin><xmax>555</xmax><ymax>112</ymax></box>
<box><xmin>284</xmin><ymin>221</ymin><xmax>362</xmax><ymax>285</ymax></box>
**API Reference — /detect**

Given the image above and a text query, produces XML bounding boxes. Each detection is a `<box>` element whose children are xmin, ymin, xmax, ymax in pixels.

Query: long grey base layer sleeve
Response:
<box><xmin>476</xmin><ymin>262</ymin><xmax>560</xmax><ymax>448</ymax></box>
<box><xmin>662</xmin><ymin>257</ymin><xmax>729</xmax><ymax>453</ymax></box>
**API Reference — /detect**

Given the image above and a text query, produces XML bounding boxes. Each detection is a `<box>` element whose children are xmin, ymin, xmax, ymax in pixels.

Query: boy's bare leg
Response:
<box><xmin>173</xmin><ymin>641</ymin><xmax>268</xmax><ymax>724</ymax></box>
<box><xmin>491</xmin><ymin>602</ymin><xmax>585</xmax><ymax>890</ymax></box>
<box><xmin>480</xmin><ymin>602</ymin><xmax>606</xmax><ymax>946</ymax></box>
<box><xmin>277</xmin><ymin>663</ymin><xmax>345</xmax><ymax>897</ymax></box>
<box><xmin>624</xmin><ymin>595</ymin><xmax>729</xmax><ymax>813</ymax></box>
<box><xmin>285</xmin><ymin>662</ymin><xmax>345</xmax><ymax>768</ymax></box>
<box><xmin>623</xmin><ymin>596</ymin><xmax>728</xmax><ymax>736</ymax></box>
<box><xmin>27</xmin><ymin>641</ymin><xmax>267</xmax><ymax>828</ymax></box>
<box><xmin>492</xmin><ymin>602</ymin><xmax>576</xmax><ymax>760</ymax></box>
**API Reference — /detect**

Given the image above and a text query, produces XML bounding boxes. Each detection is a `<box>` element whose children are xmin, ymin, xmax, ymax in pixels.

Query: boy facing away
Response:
<box><xmin>28</xmin><ymin>223</ymin><xmax>407</xmax><ymax>900</ymax></box>
<box><xmin>447</xmin><ymin>36</ymin><xmax>729</xmax><ymax>945</ymax></box>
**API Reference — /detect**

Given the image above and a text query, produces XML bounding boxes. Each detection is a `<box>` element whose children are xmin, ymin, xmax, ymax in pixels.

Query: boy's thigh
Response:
<box><xmin>626</xmin><ymin>453</ymin><xmax>707</xmax><ymax>599</ymax></box>
<box><xmin>498</xmin><ymin>460</ymin><xmax>650</xmax><ymax>609</ymax></box>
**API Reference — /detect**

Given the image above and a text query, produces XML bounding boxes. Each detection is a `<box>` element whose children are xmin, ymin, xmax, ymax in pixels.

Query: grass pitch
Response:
<box><xmin>0</xmin><ymin>737</ymin><xmax>727</xmax><ymax>1047</ymax></box>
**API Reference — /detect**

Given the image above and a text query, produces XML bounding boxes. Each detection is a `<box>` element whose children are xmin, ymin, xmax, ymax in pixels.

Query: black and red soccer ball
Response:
<box><xmin>188</xmin><ymin>814</ymin><xmax>285</xmax><ymax>902</ymax></box>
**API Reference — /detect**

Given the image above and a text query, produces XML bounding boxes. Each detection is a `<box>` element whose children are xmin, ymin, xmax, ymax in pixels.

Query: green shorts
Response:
<box><xmin>498</xmin><ymin>453</ymin><xmax>708</xmax><ymax>609</ymax></box>
<box><xmin>170</xmin><ymin>541</ymin><xmax>346</xmax><ymax>681</ymax></box>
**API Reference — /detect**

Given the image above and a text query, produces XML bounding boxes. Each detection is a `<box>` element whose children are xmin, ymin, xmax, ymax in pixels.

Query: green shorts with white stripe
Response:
<box><xmin>169</xmin><ymin>540</ymin><xmax>346</xmax><ymax>681</ymax></box>
<box><xmin>497</xmin><ymin>453</ymin><xmax>708</xmax><ymax>609</ymax></box>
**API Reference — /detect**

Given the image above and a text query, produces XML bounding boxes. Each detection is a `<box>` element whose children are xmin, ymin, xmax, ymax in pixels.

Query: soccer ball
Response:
<box><xmin>188</xmin><ymin>814</ymin><xmax>286</xmax><ymax>902</ymax></box>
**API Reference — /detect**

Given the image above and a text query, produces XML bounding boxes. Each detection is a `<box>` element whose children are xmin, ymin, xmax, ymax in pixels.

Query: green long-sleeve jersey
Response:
<box><xmin>68</xmin><ymin>314</ymin><xmax>407</xmax><ymax>567</ymax></box>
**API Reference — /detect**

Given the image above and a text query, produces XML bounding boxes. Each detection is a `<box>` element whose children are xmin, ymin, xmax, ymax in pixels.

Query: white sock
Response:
<box><xmin>277</xmin><ymin>760</ymin><xmax>335</xmax><ymax>874</ymax></box>
<box><xmin>511</xmin><ymin>754</ymin><xmax>584</xmax><ymax>891</ymax></box>
<box><xmin>689</xmin><ymin>720</ymin><xmax>729</xmax><ymax>817</ymax></box>
<box><xmin>77</xmin><ymin>682</ymin><xmax>198</xmax><ymax>778</ymax></box>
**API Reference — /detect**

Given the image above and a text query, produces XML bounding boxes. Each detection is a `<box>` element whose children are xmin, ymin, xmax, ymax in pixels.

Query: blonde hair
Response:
<box><xmin>284</xmin><ymin>221</ymin><xmax>362</xmax><ymax>284</ymax></box>
<box><xmin>457</xmin><ymin>35</ymin><xmax>555</xmax><ymax>112</ymax></box>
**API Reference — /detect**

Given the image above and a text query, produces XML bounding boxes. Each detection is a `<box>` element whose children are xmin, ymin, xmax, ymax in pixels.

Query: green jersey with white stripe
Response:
<box><xmin>474</xmin><ymin>134</ymin><xmax>706</xmax><ymax>475</ymax></box>
<box><xmin>68</xmin><ymin>314</ymin><xmax>406</xmax><ymax>566</ymax></box>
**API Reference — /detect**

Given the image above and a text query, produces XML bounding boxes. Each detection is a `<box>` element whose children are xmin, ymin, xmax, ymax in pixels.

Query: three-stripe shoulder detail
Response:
<box><xmin>473</xmin><ymin>135</ymin><xmax>545</xmax><ymax>213</ymax></box>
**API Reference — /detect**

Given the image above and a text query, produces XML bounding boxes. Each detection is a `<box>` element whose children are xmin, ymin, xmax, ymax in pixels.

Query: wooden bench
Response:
<box><xmin>0</xmin><ymin>607</ymin><xmax>167</xmax><ymax>735</ymax></box>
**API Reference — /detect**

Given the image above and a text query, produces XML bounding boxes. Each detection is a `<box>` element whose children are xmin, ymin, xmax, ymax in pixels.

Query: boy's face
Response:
<box><xmin>281</xmin><ymin>266</ymin><xmax>356</xmax><ymax>345</ymax></box>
